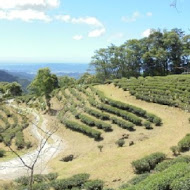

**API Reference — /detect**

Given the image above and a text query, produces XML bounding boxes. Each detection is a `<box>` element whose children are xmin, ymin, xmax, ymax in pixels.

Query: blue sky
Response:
<box><xmin>0</xmin><ymin>0</ymin><xmax>189</xmax><ymax>64</ymax></box>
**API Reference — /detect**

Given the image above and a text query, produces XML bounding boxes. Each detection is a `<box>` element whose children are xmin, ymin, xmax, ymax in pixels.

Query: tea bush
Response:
<box><xmin>132</xmin><ymin>152</ymin><xmax>166</xmax><ymax>174</ymax></box>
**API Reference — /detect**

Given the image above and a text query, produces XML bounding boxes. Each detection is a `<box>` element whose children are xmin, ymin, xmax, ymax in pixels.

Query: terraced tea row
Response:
<box><xmin>113</xmin><ymin>75</ymin><xmax>190</xmax><ymax>111</ymax></box>
<box><xmin>56</xmin><ymin>85</ymin><xmax>162</xmax><ymax>140</ymax></box>
<box><xmin>0</xmin><ymin>104</ymin><xmax>30</xmax><ymax>149</ymax></box>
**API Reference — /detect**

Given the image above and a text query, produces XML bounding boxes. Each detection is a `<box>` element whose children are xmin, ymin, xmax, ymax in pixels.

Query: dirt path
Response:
<box><xmin>0</xmin><ymin>102</ymin><xmax>65</xmax><ymax>180</ymax></box>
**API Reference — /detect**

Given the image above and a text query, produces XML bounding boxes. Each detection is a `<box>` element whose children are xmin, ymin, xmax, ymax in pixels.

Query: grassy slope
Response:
<box><xmin>47</xmin><ymin>84</ymin><xmax>190</xmax><ymax>188</ymax></box>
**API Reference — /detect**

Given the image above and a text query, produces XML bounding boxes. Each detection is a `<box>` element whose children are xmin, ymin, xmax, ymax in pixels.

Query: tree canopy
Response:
<box><xmin>28</xmin><ymin>68</ymin><xmax>58</xmax><ymax>110</ymax></box>
<box><xmin>90</xmin><ymin>28</ymin><xmax>190</xmax><ymax>81</ymax></box>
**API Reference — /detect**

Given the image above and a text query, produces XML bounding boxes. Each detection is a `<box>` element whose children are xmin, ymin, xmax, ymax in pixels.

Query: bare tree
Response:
<box><xmin>8</xmin><ymin>121</ymin><xmax>59</xmax><ymax>190</ymax></box>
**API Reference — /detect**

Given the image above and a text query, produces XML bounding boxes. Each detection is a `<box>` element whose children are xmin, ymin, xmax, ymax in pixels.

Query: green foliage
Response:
<box><xmin>84</xmin><ymin>179</ymin><xmax>104</xmax><ymax>190</ymax></box>
<box><xmin>111</xmin><ymin>116</ymin><xmax>134</xmax><ymax>131</ymax></box>
<box><xmin>51</xmin><ymin>173</ymin><xmax>90</xmax><ymax>190</ymax></box>
<box><xmin>15</xmin><ymin>173</ymin><xmax>58</xmax><ymax>186</ymax></box>
<box><xmin>125</xmin><ymin>162</ymin><xmax>190</xmax><ymax>190</ymax></box>
<box><xmin>178</xmin><ymin>134</ymin><xmax>190</xmax><ymax>152</ymax></box>
<box><xmin>32</xmin><ymin>183</ymin><xmax>50</xmax><ymax>190</ymax></box>
<box><xmin>128</xmin><ymin>173</ymin><xmax>150</xmax><ymax>185</ymax></box>
<box><xmin>91</xmin><ymin>29</ymin><xmax>189</xmax><ymax>81</ymax></box>
<box><xmin>170</xmin><ymin>146</ymin><xmax>180</xmax><ymax>156</ymax></box>
<box><xmin>77</xmin><ymin>72</ymin><xmax>100</xmax><ymax>84</ymax></box>
<box><xmin>64</xmin><ymin>120</ymin><xmax>102</xmax><ymax>140</ymax></box>
<box><xmin>59</xmin><ymin>76</ymin><xmax>76</xmax><ymax>88</ymax></box>
<box><xmin>170</xmin><ymin>173</ymin><xmax>190</xmax><ymax>190</ymax></box>
<box><xmin>78</xmin><ymin>114</ymin><xmax>112</xmax><ymax>132</ymax></box>
<box><xmin>0</xmin><ymin>82</ymin><xmax>22</xmax><ymax>97</ymax></box>
<box><xmin>155</xmin><ymin>156</ymin><xmax>190</xmax><ymax>172</ymax></box>
<box><xmin>115</xmin><ymin>75</ymin><xmax>190</xmax><ymax>112</ymax></box>
<box><xmin>28</xmin><ymin>68</ymin><xmax>58</xmax><ymax>110</ymax></box>
<box><xmin>98</xmin><ymin>103</ymin><xmax>142</xmax><ymax>125</ymax></box>
<box><xmin>143</xmin><ymin>121</ymin><xmax>152</xmax><ymax>130</ymax></box>
<box><xmin>131</xmin><ymin>152</ymin><xmax>166</xmax><ymax>174</ymax></box>
<box><xmin>116</xmin><ymin>139</ymin><xmax>125</xmax><ymax>147</ymax></box>
<box><xmin>0</xmin><ymin>148</ymin><xmax>5</xmax><ymax>157</ymax></box>
<box><xmin>85</xmin><ymin>108</ymin><xmax>110</xmax><ymax>120</ymax></box>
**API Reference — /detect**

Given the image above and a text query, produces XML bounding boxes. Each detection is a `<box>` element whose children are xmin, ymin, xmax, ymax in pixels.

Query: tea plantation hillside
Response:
<box><xmin>4</xmin><ymin>74</ymin><xmax>190</xmax><ymax>189</ymax></box>
<box><xmin>113</xmin><ymin>75</ymin><xmax>190</xmax><ymax>111</ymax></box>
<box><xmin>0</xmin><ymin>103</ymin><xmax>33</xmax><ymax>159</ymax></box>
<box><xmin>34</xmin><ymin>82</ymin><xmax>189</xmax><ymax>188</ymax></box>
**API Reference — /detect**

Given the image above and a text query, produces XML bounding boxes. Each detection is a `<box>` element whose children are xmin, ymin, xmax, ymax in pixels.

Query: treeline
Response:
<box><xmin>90</xmin><ymin>28</ymin><xmax>190</xmax><ymax>81</ymax></box>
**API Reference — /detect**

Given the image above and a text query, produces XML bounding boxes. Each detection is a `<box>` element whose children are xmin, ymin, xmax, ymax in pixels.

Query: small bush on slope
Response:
<box><xmin>131</xmin><ymin>152</ymin><xmax>166</xmax><ymax>174</ymax></box>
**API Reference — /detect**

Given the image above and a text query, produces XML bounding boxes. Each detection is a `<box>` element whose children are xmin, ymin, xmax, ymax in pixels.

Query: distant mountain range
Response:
<box><xmin>0</xmin><ymin>70</ymin><xmax>31</xmax><ymax>91</ymax></box>
<box><xmin>0</xmin><ymin>70</ymin><xmax>18</xmax><ymax>82</ymax></box>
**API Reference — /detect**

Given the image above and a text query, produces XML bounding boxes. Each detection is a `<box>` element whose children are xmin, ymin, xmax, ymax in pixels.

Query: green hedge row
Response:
<box><xmin>93</xmin><ymin>88</ymin><xmax>147</xmax><ymax>117</ymax></box>
<box><xmin>90</xmin><ymin>87</ymin><xmax>162</xmax><ymax>125</ymax></box>
<box><xmin>131</xmin><ymin>152</ymin><xmax>166</xmax><ymax>174</ymax></box>
<box><xmin>111</xmin><ymin>116</ymin><xmax>134</xmax><ymax>131</ymax></box>
<box><xmin>85</xmin><ymin>107</ymin><xmax>110</xmax><ymax>120</ymax></box>
<box><xmin>115</xmin><ymin>76</ymin><xmax>190</xmax><ymax>112</ymax></box>
<box><xmin>52</xmin><ymin>173</ymin><xmax>90</xmax><ymax>190</ymax></box>
<box><xmin>64</xmin><ymin>120</ymin><xmax>102</xmax><ymax>140</ymax></box>
<box><xmin>155</xmin><ymin>156</ymin><xmax>190</xmax><ymax>172</ymax></box>
<box><xmin>178</xmin><ymin>134</ymin><xmax>190</xmax><ymax>152</ymax></box>
<box><xmin>15</xmin><ymin>173</ymin><xmax>58</xmax><ymax>186</ymax></box>
<box><xmin>98</xmin><ymin>103</ymin><xmax>142</xmax><ymax>125</ymax></box>
<box><xmin>126</xmin><ymin>162</ymin><xmax>190</xmax><ymax>190</ymax></box>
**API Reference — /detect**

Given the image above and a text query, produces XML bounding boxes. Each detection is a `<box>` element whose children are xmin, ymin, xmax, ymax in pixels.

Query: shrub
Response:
<box><xmin>178</xmin><ymin>134</ymin><xmax>190</xmax><ymax>152</ymax></box>
<box><xmin>145</xmin><ymin>113</ymin><xmax>162</xmax><ymax>126</ymax></box>
<box><xmin>116</xmin><ymin>139</ymin><xmax>125</xmax><ymax>147</ymax></box>
<box><xmin>15</xmin><ymin>131</ymin><xmax>25</xmax><ymax>149</ymax></box>
<box><xmin>132</xmin><ymin>152</ymin><xmax>166</xmax><ymax>174</ymax></box>
<box><xmin>65</xmin><ymin>120</ymin><xmax>102</xmax><ymax>140</ymax></box>
<box><xmin>170</xmin><ymin>146</ymin><xmax>180</xmax><ymax>156</ymax></box>
<box><xmin>98</xmin><ymin>104</ymin><xmax>142</xmax><ymax>125</ymax></box>
<box><xmin>97</xmin><ymin>145</ymin><xmax>103</xmax><ymax>152</ymax></box>
<box><xmin>170</xmin><ymin>173</ymin><xmax>190</xmax><ymax>190</ymax></box>
<box><xmin>45</xmin><ymin>173</ymin><xmax>58</xmax><ymax>181</ymax></box>
<box><xmin>32</xmin><ymin>183</ymin><xmax>51</xmax><ymax>190</ymax></box>
<box><xmin>0</xmin><ymin>149</ymin><xmax>5</xmax><ymax>157</ymax></box>
<box><xmin>84</xmin><ymin>179</ymin><xmax>104</xmax><ymax>190</ymax></box>
<box><xmin>143</xmin><ymin>121</ymin><xmax>152</xmax><ymax>130</ymax></box>
<box><xmin>126</xmin><ymin>162</ymin><xmax>190</xmax><ymax>190</ymax></box>
<box><xmin>111</xmin><ymin>116</ymin><xmax>134</xmax><ymax>131</ymax></box>
<box><xmin>155</xmin><ymin>156</ymin><xmax>190</xmax><ymax>172</ymax></box>
<box><xmin>52</xmin><ymin>173</ymin><xmax>90</xmax><ymax>190</ymax></box>
<box><xmin>128</xmin><ymin>173</ymin><xmax>150</xmax><ymax>185</ymax></box>
<box><xmin>15</xmin><ymin>176</ymin><xmax>29</xmax><ymax>186</ymax></box>
<box><xmin>79</xmin><ymin>114</ymin><xmax>112</xmax><ymax>131</ymax></box>
<box><xmin>85</xmin><ymin>108</ymin><xmax>110</xmax><ymax>120</ymax></box>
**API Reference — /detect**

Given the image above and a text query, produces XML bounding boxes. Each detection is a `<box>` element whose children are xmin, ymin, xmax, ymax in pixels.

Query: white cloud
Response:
<box><xmin>122</xmin><ymin>11</ymin><xmax>140</xmax><ymax>23</ymax></box>
<box><xmin>142</xmin><ymin>29</ymin><xmax>152</xmax><ymax>37</ymax></box>
<box><xmin>0</xmin><ymin>9</ymin><xmax>51</xmax><ymax>22</ymax></box>
<box><xmin>88</xmin><ymin>28</ymin><xmax>106</xmax><ymax>38</ymax></box>
<box><xmin>146</xmin><ymin>12</ymin><xmax>153</xmax><ymax>17</ymax></box>
<box><xmin>0</xmin><ymin>0</ymin><xmax>60</xmax><ymax>10</ymax></box>
<box><xmin>122</xmin><ymin>11</ymin><xmax>153</xmax><ymax>23</ymax></box>
<box><xmin>55</xmin><ymin>15</ymin><xmax>71</xmax><ymax>22</ymax></box>
<box><xmin>73</xmin><ymin>35</ymin><xmax>83</xmax><ymax>40</ymax></box>
<box><xmin>56</xmin><ymin>14</ymin><xmax>106</xmax><ymax>38</ymax></box>
<box><xmin>56</xmin><ymin>15</ymin><xmax>103</xmax><ymax>27</ymax></box>
<box><xmin>0</xmin><ymin>0</ymin><xmax>59</xmax><ymax>22</ymax></box>
<box><xmin>71</xmin><ymin>17</ymin><xmax>103</xmax><ymax>27</ymax></box>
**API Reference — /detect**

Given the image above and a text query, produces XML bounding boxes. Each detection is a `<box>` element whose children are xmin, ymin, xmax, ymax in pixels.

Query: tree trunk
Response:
<box><xmin>29</xmin><ymin>168</ymin><xmax>34</xmax><ymax>190</ymax></box>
